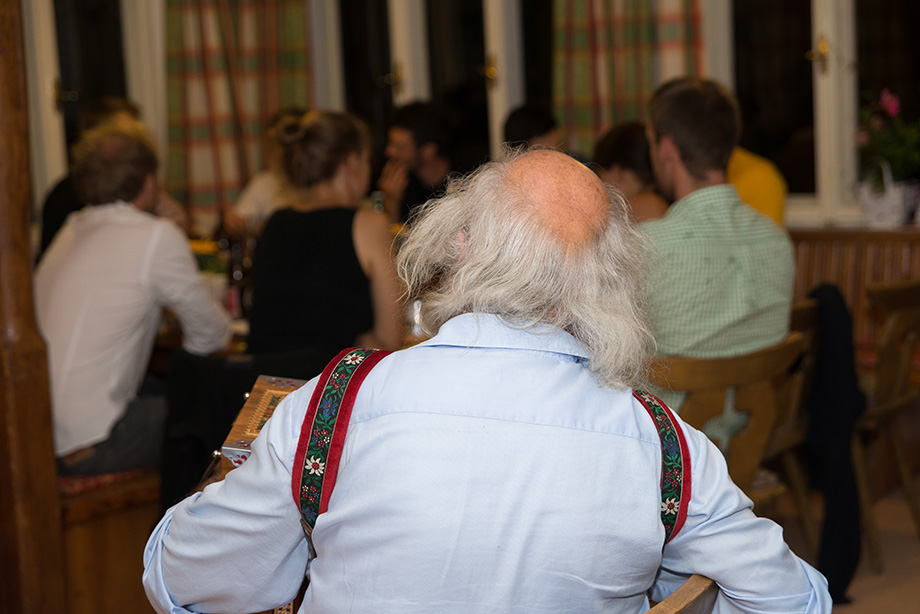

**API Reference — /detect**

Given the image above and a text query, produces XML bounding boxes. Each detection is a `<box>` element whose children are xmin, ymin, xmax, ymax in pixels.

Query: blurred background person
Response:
<box><xmin>377</xmin><ymin>101</ymin><xmax>453</xmax><ymax>224</ymax></box>
<box><xmin>726</xmin><ymin>146</ymin><xmax>788</xmax><ymax>226</ymax></box>
<box><xmin>38</xmin><ymin>96</ymin><xmax>189</xmax><ymax>261</ymax></box>
<box><xmin>502</xmin><ymin>103</ymin><xmax>561</xmax><ymax>149</ymax></box>
<box><xmin>36</xmin><ymin>121</ymin><xmax>231</xmax><ymax>476</ymax></box>
<box><xmin>594</xmin><ymin>121</ymin><xmax>669</xmax><ymax>223</ymax></box>
<box><xmin>246</xmin><ymin>110</ymin><xmax>405</xmax><ymax>368</ymax></box>
<box><xmin>222</xmin><ymin>107</ymin><xmax>306</xmax><ymax>236</ymax></box>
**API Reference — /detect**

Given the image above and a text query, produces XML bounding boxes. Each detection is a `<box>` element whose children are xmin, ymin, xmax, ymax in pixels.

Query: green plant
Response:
<box><xmin>857</xmin><ymin>89</ymin><xmax>920</xmax><ymax>187</ymax></box>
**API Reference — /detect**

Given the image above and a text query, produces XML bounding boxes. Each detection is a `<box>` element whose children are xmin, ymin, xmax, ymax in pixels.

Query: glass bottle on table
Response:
<box><xmin>215</xmin><ymin>210</ymin><xmax>243</xmax><ymax>319</ymax></box>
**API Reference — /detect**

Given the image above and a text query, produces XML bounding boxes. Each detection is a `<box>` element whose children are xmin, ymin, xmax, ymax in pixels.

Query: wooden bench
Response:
<box><xmin>59</xmin><ymin>468</ymin><xmax>162</xmax><ymax>614</ymax></box>
<box><xmin>790</xmin><ymin>228</ymin><xmax>920</xmax><ymax>351</ymax></box>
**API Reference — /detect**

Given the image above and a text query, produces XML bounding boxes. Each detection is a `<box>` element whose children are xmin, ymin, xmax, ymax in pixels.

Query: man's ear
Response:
<box><xmin>657</xmin><ymin>135</ymin><xmax>679</xmax><ymax>167</ymax></box>
<box><xmin>343</xmin><ymin>151</ymin><xmax>359</xmax><ymax>171</ymax></box>
<box><xmin>136</xmin><ymin>173</ymin><xmax>158</xmax><ymax>211</ymax></box>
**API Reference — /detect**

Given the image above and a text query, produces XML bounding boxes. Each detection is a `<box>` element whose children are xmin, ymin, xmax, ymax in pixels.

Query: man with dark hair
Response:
<box><xmin>38</xmin><ymin>97</ymin><xmax>188</xmax><ymax>260</ymax></box>
<box><xmin>377</xmin><ymin>100</ymin><xmax>453</xmax><ymax>224</ymax></box>
<box><xmin>35</xmin><ymin>121</ymin><xmax>231</xmax><ymax>476</ymax></box>
<box><xmin>640</xmin><ymin>77</ymin><xmax>795</xmax><ymax>438</ymax></box>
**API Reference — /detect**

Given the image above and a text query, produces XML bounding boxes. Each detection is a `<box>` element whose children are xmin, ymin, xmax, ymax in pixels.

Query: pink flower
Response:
<box><xmin>856</xmin><ymin>127</ymin><xmax>869</xmax><ymax>147</ymax></box>
<box><xmin>879</xmin><ymin>89</ymin><xmax>900</xmax><ymax>117</ymax></box>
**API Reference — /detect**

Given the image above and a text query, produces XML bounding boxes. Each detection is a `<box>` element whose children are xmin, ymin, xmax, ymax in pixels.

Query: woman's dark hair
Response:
<box><xmin>277</xmin><ymin>110</ymin><xmax>371</xmax><ymax>189</ymax></box>
<box><xmin>503</xmin><ymin>104</ymin><xmax>557</xmax><ymax>146</ymax></box>
<box><xmin>593</xmin><ymin>122</ymin><xmax>656</xmax><ymax>187</ymax></box>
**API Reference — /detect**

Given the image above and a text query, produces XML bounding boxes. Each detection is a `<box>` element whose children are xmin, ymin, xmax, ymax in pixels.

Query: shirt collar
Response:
<box><xmin>417</xmin><ymin>313</ymin><xmax>590</xmax><ymax>362</ymax></box>
<box><xmin>667</xmin><ymin>184</ymin><xmax>740</xmax><ymax>218</ymax></box>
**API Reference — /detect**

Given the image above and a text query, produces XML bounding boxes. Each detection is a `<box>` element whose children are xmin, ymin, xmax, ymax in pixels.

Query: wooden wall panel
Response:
<box><xmin>0</xmin><ymin>2</ymin><xmax>68</xmax><ymax>612</ymax></box>
<box><xmin>791</xmin><ymin>230</ymin><xmax>920</xmax><ymax>347</ymax></box>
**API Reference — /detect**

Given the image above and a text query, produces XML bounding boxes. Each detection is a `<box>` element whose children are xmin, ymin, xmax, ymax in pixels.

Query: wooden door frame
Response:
<box><xmin>0</xmin><ymin>2</ymin><xmax>68</xmax><ymax>612</ymax></box>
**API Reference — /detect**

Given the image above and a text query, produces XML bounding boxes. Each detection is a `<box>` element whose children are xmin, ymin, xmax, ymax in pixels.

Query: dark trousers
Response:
<box><xmin>58</xmin><ymin>375</ymin><xmax>167</xmax><ymax>475</ymax></box>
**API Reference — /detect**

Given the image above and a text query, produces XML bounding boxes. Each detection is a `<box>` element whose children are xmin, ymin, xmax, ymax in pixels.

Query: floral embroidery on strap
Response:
<box><xmin>295</xmin><ymin>348</ymin><xmax>390</xmax><ymax>531</ymax></box>
<box><xmin>633</xmin><ymin>389</ymin><xmax>692</xmax><ymax>544</ymax></box>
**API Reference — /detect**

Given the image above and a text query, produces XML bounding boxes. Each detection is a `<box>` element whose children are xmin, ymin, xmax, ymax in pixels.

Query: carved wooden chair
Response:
<box><xmin>852</xmin><ymin>279</ymin><xmax>920</xmax><ymax>572</ymax></box>
<box><xmin>649</xmin><ymin>333</ymin><xmax>805</xmax><ymax>496</ymax></box>
<box><xmin>758</xmin><ymin>299</ymin><xmax>821</xmax><ymax>555</ymax></box>
<box><xmin>647</xmin><ymin>574</ymin><xmax>718</xmax><ymax>614</ymax></box>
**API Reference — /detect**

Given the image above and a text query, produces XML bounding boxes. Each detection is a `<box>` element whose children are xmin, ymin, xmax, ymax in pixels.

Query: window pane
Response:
<box><xmin>732</xmin><ymin>0</ymin><xmax>814</xmax><ymax>193</ymax></box>
<box><xmin>856</xmin><ymin>0</ymin><xmax>920</xmax><ymax>187</ymax></box>
<box><xmin>521</xmin><ymin>0</ymin><xmax>553</xmax><ymax>109</ymax></box>
<box><xmin>856</xmin><ymin>1</ymin><xmax>920</xmax><ymax>125</ymax></box>
<box><xmin>426</xmin><ymin>0</ymin><xmax>489</xmax><ymax>172</ymax></box>
<box><xmin>338</xmin><ymin>0</ymin><xmax>392</xmax><ymax>161</ymax></box>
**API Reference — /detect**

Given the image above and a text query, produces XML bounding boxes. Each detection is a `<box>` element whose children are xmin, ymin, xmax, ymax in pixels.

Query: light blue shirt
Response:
<box><xmin>143</xmin><ymin>313</ymin><xmax>830</xmax><ymax>614</ymax></box>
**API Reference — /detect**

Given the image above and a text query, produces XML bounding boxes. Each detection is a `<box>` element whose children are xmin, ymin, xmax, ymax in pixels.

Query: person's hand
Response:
<box><xmin>154</xmin><ymin>189</ymin><xmax>193</xmax><ymax>235</ymax></box>
<box><xmin>378</xmin><ymin>159</ymin><xmax>409</xmax><ymax>200</ymax></box>
<box><xmin>221</xmin><ymin>209</ymin><xmax>249</xmax><ymax>236</ymax></box>
<box><xmin>377</xmin><ymin>159</ymin><xmax>408</xmax><ymax>223</ymax></box>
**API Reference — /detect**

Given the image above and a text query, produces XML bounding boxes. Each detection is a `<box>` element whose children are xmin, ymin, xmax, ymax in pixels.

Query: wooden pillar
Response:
<box><xmin>0</xmin><ymin>1</ymin><xmax>68</xmax><ymax>612</ymax></box>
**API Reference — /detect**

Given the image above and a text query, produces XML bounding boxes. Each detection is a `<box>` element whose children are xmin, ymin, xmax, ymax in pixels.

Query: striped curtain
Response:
<box><xmin>553</xmin><ymin>0</ymin><xmax>703</xmax><ymax>160</ymax></box>
<box><xmin>165</xmin><ymin>0</ymin><xmax>313</xmax><ymax>237</ymax></box>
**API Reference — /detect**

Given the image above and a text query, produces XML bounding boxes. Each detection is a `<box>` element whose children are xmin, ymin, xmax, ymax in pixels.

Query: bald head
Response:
<box><xmin>507</xmin><ymin>150</ymin><xmax>609</xmax><ymax>246</ymax></box>
<box><xmin>397</xmin><ymin>147</ymin><xmax>650</xmax><ymax>389</ymax></box>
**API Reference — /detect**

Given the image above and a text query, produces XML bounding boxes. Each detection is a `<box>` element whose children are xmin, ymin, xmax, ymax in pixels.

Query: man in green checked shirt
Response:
<box><xmin>639</xmin><ymin>77</ymin><xmax>795</xmax><ymax>447</ymax></box>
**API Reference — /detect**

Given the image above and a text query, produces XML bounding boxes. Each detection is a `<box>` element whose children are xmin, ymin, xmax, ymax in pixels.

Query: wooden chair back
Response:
<box><xmin>766</xmin><ymin>299</ymin><xmax>820</xmax><ymax>458</ymax></box>
<box><xmin>647</xmin><ymin>574</ymin><xmax>718</xmax><ymax>614</ymax></box>
<box><xmin>649</xmin><ymin>333</ymin><xmax>805</xmax><ymax>492</ymax></box>
<box><xmin>852</xmin><ymin>279</ymin><xmax>920</xmax><ymax>572</ymax></box>
<box><xmin>865</xmin><ymin>279</ymin><xmax>920</xmax><ymax>407</ymax></box>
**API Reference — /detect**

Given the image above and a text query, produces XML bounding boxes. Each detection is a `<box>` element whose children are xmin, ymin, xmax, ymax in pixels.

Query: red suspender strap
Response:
<box><xmin>291</xmin><ymin>348</ymin><xmax>391</xmax><ymax>535</ymax></box>
<box><xmin>632</xmin><ymin>389</ymin><xmax>692</xmax><ymax>544</ymax></box>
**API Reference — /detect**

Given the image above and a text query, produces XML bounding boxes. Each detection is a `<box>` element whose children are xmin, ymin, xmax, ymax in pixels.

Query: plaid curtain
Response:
<box><xmin>553</xmin><ymin>0</ymin><xmax>703</xmax><ymax>160</ymax></box>
<box><xmin>165</xmin><ymin>0</ymin><xmax>313</xmax><ymax>237</ymax></box>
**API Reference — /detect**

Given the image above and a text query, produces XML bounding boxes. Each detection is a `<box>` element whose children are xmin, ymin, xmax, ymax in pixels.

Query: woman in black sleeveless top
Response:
<box><xmin>247</xmin><ymin>111</ymin><xmax>404</xmax><ymax>363</ymax></box>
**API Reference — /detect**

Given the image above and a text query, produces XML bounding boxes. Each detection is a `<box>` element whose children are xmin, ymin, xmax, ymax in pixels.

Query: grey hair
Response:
<box><xmin>396</xmin><ymin>149</ymin><xmax>655</xmax><ymax>390</ymax></box>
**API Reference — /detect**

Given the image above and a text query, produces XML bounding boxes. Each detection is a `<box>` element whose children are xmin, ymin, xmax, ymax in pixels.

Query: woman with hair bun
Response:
<box><xmin>246</xmin><ymin>110</ymin><xmax>404</xmax><ymax>368</ymax></box>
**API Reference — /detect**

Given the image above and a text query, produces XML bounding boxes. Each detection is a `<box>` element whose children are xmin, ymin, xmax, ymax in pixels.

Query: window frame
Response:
<box><xmin>704</xmin><ymin>0</ymin><xmax>861</xmax><ymax>228</ymax></box>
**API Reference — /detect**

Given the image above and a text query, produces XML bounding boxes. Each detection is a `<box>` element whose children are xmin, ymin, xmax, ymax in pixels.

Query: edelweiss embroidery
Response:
<box><xmin>633</xmin><ymin>389</ymin><xmax>689</xmax><ymax>544</ymax></box>
<box><xmin>295</xmin><ymin>347</ymin><xmax>391</xmax><ymax>534</ymax></box>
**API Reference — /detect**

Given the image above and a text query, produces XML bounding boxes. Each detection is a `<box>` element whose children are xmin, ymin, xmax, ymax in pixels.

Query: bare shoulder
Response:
<box><xmin>353</xmin><ymin>207</ymin><xmax>394</xmax><ymax>242</ymax></box>
<box><xmin>352</xmin><ymin>207</ymin><xmax>396</xmax><ymax>274</ymax></box>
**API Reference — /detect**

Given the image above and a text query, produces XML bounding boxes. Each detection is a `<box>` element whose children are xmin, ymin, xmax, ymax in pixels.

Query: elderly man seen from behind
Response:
<box><xmin>143</xmin><ymin>149</ymin><xmax>830</xmax><ymax>614</ymax></box>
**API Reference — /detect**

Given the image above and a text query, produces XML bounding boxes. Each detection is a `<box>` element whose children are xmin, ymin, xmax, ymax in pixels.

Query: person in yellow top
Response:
<box><xmin>726</xmin><ymin>146</ymin><xmax>787</xmax><ymax>225</ymax></box>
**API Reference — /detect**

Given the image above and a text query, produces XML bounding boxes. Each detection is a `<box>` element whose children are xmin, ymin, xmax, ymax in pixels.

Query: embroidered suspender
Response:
<box><xmin>291</xmin><ymin>347</ymin><xmax>391</xmax><ymax>555</ymax></box>
<box><xmin>632</xmin><ymin>389</ymin><xmax>692</xmax><ymax>544</ymax></box>
<box><xmin>291</xmin><ymin>352</ymin><xmax>692</xmax><ymax>554</ymax></box>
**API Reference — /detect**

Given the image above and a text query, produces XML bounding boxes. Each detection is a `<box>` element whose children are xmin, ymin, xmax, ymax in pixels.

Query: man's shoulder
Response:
<box><xmin>637</xmin><ymin>203</ymin><xmax>706</xmax><ymax>252</ymax></box>
<box><xmin>642</xmin><ymin>187</ymin><xmax>788</xmax><ymax>241</ymax></box>
<box><xmin>732</xmin><ymin>201</ymin><xmax>792</xmax><ymax>244</ymax></box>
<box><xmin>637</xmin><ymin>210</ymin><xmax>682</xmax><ymax>242</ymax></box>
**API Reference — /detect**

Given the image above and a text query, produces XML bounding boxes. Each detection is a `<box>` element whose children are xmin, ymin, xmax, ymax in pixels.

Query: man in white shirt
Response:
<box><xmin>143</xmin><ymin>149</ymin><xmax>830</xmax><ymax>613</ymax></box>
<box><xmin>36</xmin><ymin>121</ymin><xmax>231</xmax><ymax>475</ymax></box>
